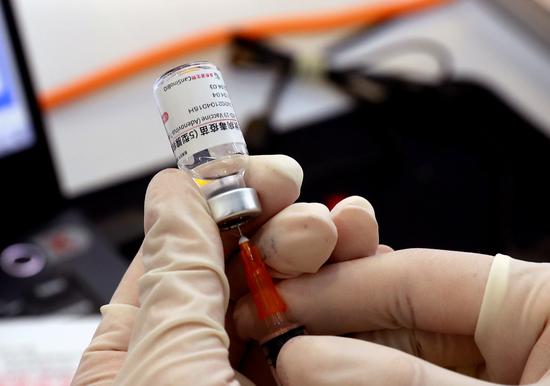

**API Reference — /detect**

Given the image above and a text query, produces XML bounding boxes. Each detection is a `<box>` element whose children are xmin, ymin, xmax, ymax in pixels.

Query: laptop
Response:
<box><xmin>0</xmin><ymin>0</ymin><xmax>62</xmax><ymax>246</ymax></box>
<box><xmin>1</xmin><ymin>0</ymin><xmax>126</xmax><ymax>317</ymax></box>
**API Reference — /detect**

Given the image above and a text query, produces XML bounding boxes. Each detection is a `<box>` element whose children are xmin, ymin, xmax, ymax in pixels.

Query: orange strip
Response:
<box><xmin>40</xmin><ymin>29</ymin><xmax>231</xmax><ymax>111</ymax></box>
<box><xmin>39</xmin><ymin>0</ymin><xmax>447</xmax><ymax>110</ymax></box>
<box><xmin>239</xmin><ymin>0</ymin><xmax>445</xmax><ymax>38</ymax></box>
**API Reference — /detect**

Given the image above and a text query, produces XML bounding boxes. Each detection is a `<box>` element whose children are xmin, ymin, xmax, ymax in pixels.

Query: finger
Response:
<box><xmin>475</xmin><ymin>255</ymin><xmax>550</xmax><ymax>384</ymax></box>
<box><xmin>376</xmin><ymin>244</ymin><xmax>394</xmax><ymax>254</ymax></box>
<box><xmin>277</xmin><ymin>336</ymin><xmax>487</xmax><ymax>386</ymax></box>
<box><xmin>226</xmin><ymin>202</ymin><xmax>337</xmax><ymax>300</ymax></box>
<box><xmin>251</xmin><ymin>202</ymin><xmax>337</xmax><ymax>278</ymax></box>
<box><xmin>221</xmin><ymin>154</ymin><xmax>303</xmax><ymax>255</ymax></box>
<box><xmin>72</xmin><ymin>250</ymin><xmax>143</xmax><ymax>385</ymax></box>
<box><xmin>521</xmin><ymin>324</ymin><xmax>550</xmax><ymax>384</ymax></box>
<box><xmin>72</xmin><ymin>304</ymin><xmax>140</xmax><ymax>386</ymax></box>
<box><xmin>227</xmin><ymin>196</ymin><xmax>376</xmax><ymax>298</ymax></box>
<box><xmin>352</xmin><ymin>328</ymin><xmax>484</xmax><ymax>368</ymax></box>
<box><xmin>330</xmin><ymin>196</ymin><xmax>378</xmax><ymax>262</ymax></box>
<box><xmin>235</xmin><ymin>248</ymin><xmax>492</xmax><ymax>340</ymax></box>
<box><xmin>110</xmin><ymin>247</ymin><xmax>144</xmax><ymax>306</ymax></box>
<box><xmin>114</xmin><ymin>169</ymin><xmax>239</xmax><ymax>385</ymax></box>
<box><xmin>535</xmin><ymin>366</ymin><xmax>550</xmax><ymax>386</ymax></box>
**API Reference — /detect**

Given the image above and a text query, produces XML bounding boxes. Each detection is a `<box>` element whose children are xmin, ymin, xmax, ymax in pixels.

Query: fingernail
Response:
<box><xmin>331</xmin><ymin>196</ymin><xmax>375</xmax><ymax>218</ymax></box>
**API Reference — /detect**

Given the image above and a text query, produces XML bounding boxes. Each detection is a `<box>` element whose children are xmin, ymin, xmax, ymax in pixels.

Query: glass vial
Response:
<box><xmin>153</xmin><ymin>61</ymin><xmax>261</xmax><ymax>229</ymax></box>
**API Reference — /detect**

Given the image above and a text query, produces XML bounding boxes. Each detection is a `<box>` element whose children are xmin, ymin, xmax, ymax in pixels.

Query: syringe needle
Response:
<box><xmin>237</xmin><ymin>224</ymin><xmax>249</xmax><ymax>244</ymax></box>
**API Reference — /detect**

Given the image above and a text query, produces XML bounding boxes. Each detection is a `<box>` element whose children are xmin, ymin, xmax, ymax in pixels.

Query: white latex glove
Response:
<box><xmin>71</xmin><ymin>155</ymin><xmax>379</xmax><ymax>386</ymax></box>
<box><xmin>235</xmin><ymin>248</ymin><xmax>550</xmax><ymax>385</ymax></box>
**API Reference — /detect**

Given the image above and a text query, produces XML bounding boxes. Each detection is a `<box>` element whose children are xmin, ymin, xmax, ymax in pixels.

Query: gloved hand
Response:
<box><xmin>235</xmin><ymin>248</ymin><xmax>550</xmax><ymax>385</ymax></box>
<box><xmin>71</xmin><ymin>154</ymin><xmax>380</xmax><ymax>386</ymax></box>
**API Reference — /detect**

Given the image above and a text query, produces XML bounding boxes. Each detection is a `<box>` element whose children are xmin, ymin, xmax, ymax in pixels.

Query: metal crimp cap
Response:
<box><xmin>207</xmin><ymin>187</ymin><xmax>262</xmax><ymax>230</ymax></box>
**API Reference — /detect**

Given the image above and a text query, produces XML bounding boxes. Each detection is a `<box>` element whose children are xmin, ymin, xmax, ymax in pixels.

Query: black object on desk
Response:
<box><xmin>0</xmin><ymin>211</ymin><xmax>127</xmax><ymax>316</ymax></box>
<box><xmin>231</xmin><ymin>34</ymin><xmax>550</xmax><ymax>260</ymax></box>
<box><xmin>253</xmin><ymin>77</ymin><xmax>550</xmax><ymax>259</ymax></box>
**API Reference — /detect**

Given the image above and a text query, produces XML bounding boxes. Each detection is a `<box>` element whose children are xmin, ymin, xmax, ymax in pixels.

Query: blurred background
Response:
<box><xmin>1</xmin><ymin>0</ymin><xmax>550</xmax><ymax>384</ymax></box>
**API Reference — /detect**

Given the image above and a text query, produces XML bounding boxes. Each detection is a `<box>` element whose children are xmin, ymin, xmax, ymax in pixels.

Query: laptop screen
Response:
<box><xmin>1</xmin><ymin>0</ymin><xmax>63</xmax><ymax>245</ymax></box>
<box><xmin>0</xmin><ymin>4</ymin><xmax>35</xmax><ymax>159</ymax></box>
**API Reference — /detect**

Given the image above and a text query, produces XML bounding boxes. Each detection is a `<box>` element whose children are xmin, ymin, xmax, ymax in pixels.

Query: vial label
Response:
<box><xmin>154</xmin><ymin>63</ymin><xmax>245</xmax><ymax>166</ymax></box>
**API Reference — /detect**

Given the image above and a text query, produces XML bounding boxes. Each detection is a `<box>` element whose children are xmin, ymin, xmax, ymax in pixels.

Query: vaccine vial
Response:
<box><xmin>153</xmin><ymin>61</ymin><xmax>261</xmax><ymax>229</ymax></box>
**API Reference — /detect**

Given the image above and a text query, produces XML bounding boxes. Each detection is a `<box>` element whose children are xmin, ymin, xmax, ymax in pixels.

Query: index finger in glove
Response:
<box><xmin>114</xmin><ymin>168</ymin><xmax>239</xmax><ymax>386</ymax></box>
<box><xmin>235</xmin><ymin>248</ymin><xmax>492</xmax><ymax>340</ymax></box>
<box><xmin>329</xmin><ymin>196</ymin><xmax>378</xmax><ymax>262</ymax></box>
<box><xmin>227</xmin><ymin>196</ymin><xmax>379</xmax><ymax>300</ymax></box>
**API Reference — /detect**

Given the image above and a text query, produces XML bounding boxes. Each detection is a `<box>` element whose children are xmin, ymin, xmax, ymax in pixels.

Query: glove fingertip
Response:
<box><xmin>276</xmin><ymin>336</ymin><xmax>315</xmax><ymax>386</ymax></box>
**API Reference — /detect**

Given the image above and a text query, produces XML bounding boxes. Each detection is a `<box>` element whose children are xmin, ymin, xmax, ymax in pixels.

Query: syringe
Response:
<box><xmin>237</xmin><ymin>225</ymin><xmax>306</xmax><ymax>373</ymax></box>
